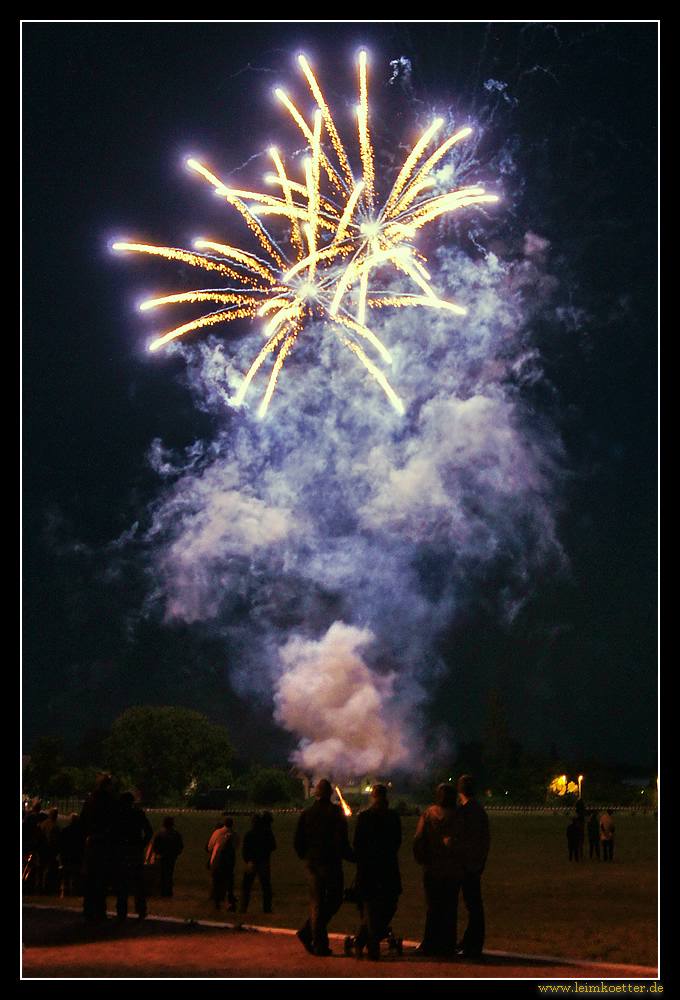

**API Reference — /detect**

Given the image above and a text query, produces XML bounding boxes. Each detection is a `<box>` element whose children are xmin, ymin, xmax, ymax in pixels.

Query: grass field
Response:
<box><xmin>24</xmin><ymin>810</ymin><xmax>658</xmax><ymax>967</ymax></box>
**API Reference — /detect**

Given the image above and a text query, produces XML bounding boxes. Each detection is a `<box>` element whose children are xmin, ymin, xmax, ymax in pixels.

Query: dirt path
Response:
<box><xmin>21</xmin><ymin>906</ymin><xmax>658</xmax><ymax>980</ymax></box>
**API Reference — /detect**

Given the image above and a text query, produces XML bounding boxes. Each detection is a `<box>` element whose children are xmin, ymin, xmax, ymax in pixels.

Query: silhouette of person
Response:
<box><xmin>567</xmin><ymin>817</ymin><xmax>581</xmax><ymax>861</ymax></box>
<box><xmin>58</xmin><ymin>813</ymin><xmax>85</xmax><ymax>897</ymax></box>
<box><xmin>151</xmin><ymin>816</ymin><xmax>184</xmax><ymax>897</ymax></box>
<box><xmin>350</xmin><ymin>783</ymin><xmax>402</xmax><ymax>961</ymax></box>
<box><xmin>454</xmin><ymin>775</ymin><xmax>490</xmax><ymax>959</ymax></box>
<box><xmin>587</xmin><ymin>810</ymin><xmax>600</xmax><ymax>860</ymax></box>
<box><xmin>38</xmin><ymin>807</ymin><xmax>61</xmax><ymax>894</ymax></box>
<box><xmin>113</xmin><ymin>791</ymin><xmax>153</xmax><ymax>921</ymax></box>
<box><xmin>413</xmin><ymin>781</ymin><xmax>462</xmax><ymax>957</ymax></box>
<box><xmin>80</xmin><ymin>774</ymin><xmax>118</xmax><ymax>922</ymax></box>
<box><xmin>600</xmin><ymin>810</ymin><xmax>616</xmax><ymax>861</ymax></box>
<box><xmin>241</xmin><ymin>812</ymin><xmax>277</xmax><ymax>915</ymax></box>
<box><xmin>575</xmin><ymin>798</ymin><xmax>586</xmax><ymax>861</ymax></box>
<box><xmin>207</xmin><ymin>816</ymin><xmax>239</xmax><ymax>911</ymax></box>
<box><xmin>22</xmin><ymin>799</ymin><xmax>47</xmax><ymax>893</ymax></box>
<box><xmin>294</xmin><ymin>778</ymin><xmax>354</xmax><ymax>957</ymax></box>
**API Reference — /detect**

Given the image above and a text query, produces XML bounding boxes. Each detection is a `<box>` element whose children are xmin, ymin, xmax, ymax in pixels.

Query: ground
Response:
<box><xmin>21</xmin><ymin>906</ymin><xmax>658</xmax><ymax>980</ymax></box>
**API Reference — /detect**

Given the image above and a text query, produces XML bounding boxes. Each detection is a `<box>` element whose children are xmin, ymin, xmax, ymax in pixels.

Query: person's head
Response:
<box><xmin>314</xmin><ymin>778</ymin><xmax>332</xmax><ymax>802</ymax></box>
<box><xmin>435</xmin><ymin>783</ymin><xmax>457</xmax><ymax>809</ymax></box>
<box><xmin>119</xmin><ymin>791</ymin><xmax>135</xmax><ymax>808</ymax></box>
<box><xmin>162</xmin><ymin>816</ymin><xmax>174</xmax><ymax>830</ymax></box>
<box><xmin>261</xmin><ymin>811</ymin><xmax>273</xmax><ymax>826</ymax></box>
<box><xmin>223</xmin><ymin>815</ymin><xmax>234</xmax><ymax>829</ymax></box>
<box><xmin>371</xmin><ymin>784</ymin><xmax>388</xmax><ymax>806</ymax></box>
<box><xmin>456</xmin><ymin>774</ymin><xmax>475</xmax><ymax>802</ymax></box>
<box><xmin>94</xmin><ymin>773</ymin><xmax>113</xmax><ymax>794</ymax></box>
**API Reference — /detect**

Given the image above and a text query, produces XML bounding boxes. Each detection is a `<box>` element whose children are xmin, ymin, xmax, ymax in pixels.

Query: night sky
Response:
<box><xmin>22</xmin><ymin>22</ymin><xmax>658</xmax><ymax>768</ymax></box>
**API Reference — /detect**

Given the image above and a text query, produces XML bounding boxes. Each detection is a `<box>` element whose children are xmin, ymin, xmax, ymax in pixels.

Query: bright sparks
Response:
<box><xmin>335</xmin><ymin>785</ymin><xmax>353</xmax><ymax>818</ymax></box>
<box><xmin>113</xmin><ymin>56</ymin><xmax>499</xmax><ymax>417</ymax></box>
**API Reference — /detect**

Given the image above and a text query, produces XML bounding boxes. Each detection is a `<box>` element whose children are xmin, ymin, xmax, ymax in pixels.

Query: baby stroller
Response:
<box><xmin>343</xmin><ymin>881</ymin><xmax>403</xmax><ymax>958</ymax></box>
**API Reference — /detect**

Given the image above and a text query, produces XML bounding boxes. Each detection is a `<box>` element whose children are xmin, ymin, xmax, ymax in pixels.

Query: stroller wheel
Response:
<box><xmin>344</xmin><ymin>936</ymin><xmax>354</xmax><ymax>956</ymax></box>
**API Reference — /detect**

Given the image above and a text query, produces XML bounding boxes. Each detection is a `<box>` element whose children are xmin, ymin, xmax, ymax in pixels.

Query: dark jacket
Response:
<box><xmin>152</xmin><ymin>827</ymin><xmax>184</xmax><ymax>861</ymax></box>
<box><xmin>80</xmin><ymin>789</ymin><xmax>118</xmax><ymax>850</ymax></box>
<box><xmin>242</xmin><ymin>822</ymin><xmax>276</xmax><ymax>864</ymax></box>
<box><xmin>114</xmin><ymin>803</ymin><xmax>153</xmax><ymax>863</ymax></box>
<box><xmin>413</xmin><ymin>803</ymin><xmax>463</xmax><ymax>877</ymax></box>
<box><xmin>353</xmin><ymin>803</ymin><xmax>402</xmax><ymax>897</ymax></box>
<box><xmin>58</xmin><ymin>820</ymin><xmax>85</xmax><ymax>866</ymax></box>
<box><xmin>294</xmin><ymin>800</ymin><xmax>354</xmax><ymax>867</ymax></box>
<box><xmin>457</xmin><ymin>798</ymin><xmax>490</xmax><ymax>875</ymax></box>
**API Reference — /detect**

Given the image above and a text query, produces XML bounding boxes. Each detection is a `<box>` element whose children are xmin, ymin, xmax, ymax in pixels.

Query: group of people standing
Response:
<box><xmin>293</xmin><ymin>775</ymin><xmax>489</xmax><ymax>962</ymax></box>
<box><xmin>205</xmin><ymin>811</ymin><xmax>277</xmax><ymax>915</ymax></box>
<box><xmin>22</xmin><ymin>777</ymin><xmax>184</xmax><ymax>922</ymax></box>
<box><xmin>24</xmin><ymin>772</ymin><xmax>490</xmax><ymax>962</ymax></box>
<box><xmin>567</xmin><ymin>806</ymin><xmax>616</xmax><ymax>862</ymax></box>
<box><xmin>22</xmin><ymin>802</ymin><xmax>84</xmax><ymax>897</ymax></box>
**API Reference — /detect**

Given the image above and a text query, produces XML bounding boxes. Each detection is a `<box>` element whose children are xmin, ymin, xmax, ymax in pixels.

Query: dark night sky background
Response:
<box><xmin>22</xmin><ymin>22</ymin><xmax>658</xmax><ymax>767</ymax></box>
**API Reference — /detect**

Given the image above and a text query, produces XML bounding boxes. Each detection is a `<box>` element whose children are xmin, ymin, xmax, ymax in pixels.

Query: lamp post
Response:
<box><xmin>578</xmin><ymin>774</ymin><xmax>584</xmax><ymax>799</ymax></box>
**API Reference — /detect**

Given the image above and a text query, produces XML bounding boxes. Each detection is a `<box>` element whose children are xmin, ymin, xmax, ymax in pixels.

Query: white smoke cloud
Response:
<box><xmin>140</xmin><ymin>233</ymin><xmax>566</xmax><ymax>771</ymax></box>
<box><xmin>274</xmin><ymin>622</ymin><xmax>410</xmax><ymax>776</ymax></box>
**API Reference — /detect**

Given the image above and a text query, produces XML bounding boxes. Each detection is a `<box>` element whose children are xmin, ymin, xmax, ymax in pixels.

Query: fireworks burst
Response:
<box><xmin>114</xmin><ymin>52</ymin><xmax>499</xmax><ymax>417</ymax></box>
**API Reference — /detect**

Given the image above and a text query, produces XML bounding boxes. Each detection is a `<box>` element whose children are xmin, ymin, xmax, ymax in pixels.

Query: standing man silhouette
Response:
<box><xmin>294</xmin><ymin>778</ymin><xmax>354</xmax><ymax>957</ymax></box>
<box><xmin>454</xmin><ymin>774</ymin><xmax>490</xmax><ymax>959</ymax></box>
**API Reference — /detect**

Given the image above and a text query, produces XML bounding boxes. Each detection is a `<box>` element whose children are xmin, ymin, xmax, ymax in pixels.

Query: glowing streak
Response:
<box><xmin>264</xmin><ymin>302</ymin><xmax>300</xmax><ymax>338</ymax></box>
<box><xmin>112</xmin><ymin>242</ymin><xmax>261</xmax><ymax>285</ymax></box>
<box><xmin>265</xmin><ymin>176</ymin><xmax>341</xmax><ymax>218</ymax></box>
<box><xmin>249</xmin><ymin>204</ymin><xmax>338</xmax><ymax>233</ymax></box>
<box><xmin>298</xmin><ymin>54</ymin><xmax>355</xmax><ymax>190</ymax></box>
<box><xmin>258</xmin><ymin>329</ymin><xmax>299</xmax><ymax>418</ymax></box>
<box><xmin>334</xmin><ymin>785</ymin><xmax>353</xmax><ymax>818</ymax></box>
<box><xmin>392</xmin><ymin>126</ymin><xmax>474</xmax><ymax>214</ymax></box>
<box><xmin>274</xmin><ymin>88</ymin><xmax>345</xmax><ymax>191</ymax></box>
<box><xmin>383</xmin><ymin>117</ymin><xmax>443</xmax><ymax>215</ymax></box>
<box><xmin>269</xmin><ymin>147</ymin><xmax>304</xmax><ymax>256</ymax></box>
<box><xmin>334</xmin><ymin>181</ymin><xmax>364</xmax><ymax>245</ymax></box>
<box><xmin>140</xmin><ymin>290</ymin><xmax>273</xmax><ymax>311</ymax></box>
<box><xmin>406</xmin><ymin>193</ymin><xmax>500</xmax><ymax>231</ymax></box>
<box><xmin>221</xmin><ymin>193</ymin><xmax>287</xmax><ymax>269</ymax></box>
<box><xmin>258</xmin><ymin>296</ymin><xmax>292</xmax><ymax>316</ymax></box>
<box><xmin>334</xmin><ymin>309</ymin><xmax>392</xmax><ymax>364</ymax></box>
<box><xmin>357</xmin><ymin>51</ymin><xmax>375</xmax><ymax>202</ymax></box>
<box><xmin>328</xmin><ymin>255</ymin><xmax>363</xmax><ymax>317</ymax></box>
<box><xmin>193</xmin><ymin>240</ymin><xmax>278</xmax><ymax>283</ymax></box>
<box><xmin>386</xmin><ymin>251</ymin><xmax>439</xmax><ymax>299</ymax></box>
<box><xmin>341</xmin><ymin>338</ymin><xmax>404</xmax><ymax>415</ymax></box>
<box><xmin>233</xmin><ymin>325</ymin><xmax>290</xmax><ymax>405</ymax></box>
<box><xmin>367</xmin><ymin>293</ymin><xmax>467</xmax><ymax>316</ymax></box>
<box><xmin>186</xmin><ymin>158</ymin><xmax>228</xmax><ymax>192</ymax></box>
<box><xmin>148</xmin><ymin>307</ymin><xmax>256</xmax><ymax>352</ymax></box>
<box><xmin>282</xmin><ymin>244</ymin><xmax>344</xmax><ymax>283</ymax></box>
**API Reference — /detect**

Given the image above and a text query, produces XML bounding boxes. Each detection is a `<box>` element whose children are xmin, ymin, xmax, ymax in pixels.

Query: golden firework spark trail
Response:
<box><xmin>113</xmin><ymin>54</ymin><xmax>500</xmax><ymax>416</ymax></box>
